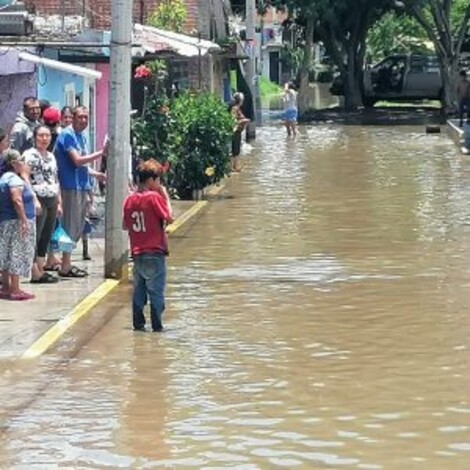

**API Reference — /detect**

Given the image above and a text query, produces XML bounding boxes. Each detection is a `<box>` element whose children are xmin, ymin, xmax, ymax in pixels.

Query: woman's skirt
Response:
<box><xmin>0</xmin><ymin>219</ymin><xmax>36</xmax><ymax>277</ymax></box>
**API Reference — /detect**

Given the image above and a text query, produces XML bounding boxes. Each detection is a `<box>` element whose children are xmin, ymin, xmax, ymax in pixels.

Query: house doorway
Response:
<box><xmin>269</xmin><ymin>51</ymin><xmax>280</xmax><ymax>84</ymax></box>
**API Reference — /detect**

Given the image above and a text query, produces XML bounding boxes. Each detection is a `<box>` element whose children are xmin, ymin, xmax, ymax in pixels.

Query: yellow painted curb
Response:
<box><xmin>21</xmin><ymin>195</ymin><xmax>220</xmax><ymax>359</ymax></box>
<box><xmin>22</xmin><ymin>279</ymin><xmax>119</xmax><ymax>359</ymax></box>
<box><xmin>166</xmin><ymin>200</ymin><xmax>208</xmax><ymax>235</ymax></box>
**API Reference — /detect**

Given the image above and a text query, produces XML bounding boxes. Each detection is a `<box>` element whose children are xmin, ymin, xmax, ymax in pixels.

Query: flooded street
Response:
<box><xmin>1</xmin><ymin>125</ymin><xmax>470</xmax><ymax>468</ymax></box>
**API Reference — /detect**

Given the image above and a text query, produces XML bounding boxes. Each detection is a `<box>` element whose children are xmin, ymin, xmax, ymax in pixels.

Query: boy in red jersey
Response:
<box><xmin>123</xmin><ymin>159</ymin><xmax>173</xmax><ymax>332</ymax></box>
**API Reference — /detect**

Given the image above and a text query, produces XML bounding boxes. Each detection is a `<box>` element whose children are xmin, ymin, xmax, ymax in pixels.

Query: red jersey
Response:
<box><xmin>123</xmin><ymin>190</ymin><xmax>172</xmax><ymax>256</ymax></box>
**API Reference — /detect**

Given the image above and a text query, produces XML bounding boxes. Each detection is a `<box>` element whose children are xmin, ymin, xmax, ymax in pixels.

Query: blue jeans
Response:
<box><xmin>132</xmin><ymin>253</ymin><xmax>166</xmax><ymax>331</ymax></box>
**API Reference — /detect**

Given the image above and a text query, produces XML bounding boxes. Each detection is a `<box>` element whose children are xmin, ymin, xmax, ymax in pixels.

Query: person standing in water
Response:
<box><xmin>228</xmin><ymin>92</ymin><xmax>250</xmax><ymax>173</ymax></box>
<box><xmin>282</xmin><ymin>82</ymin><xmax>298</xmax><ymax>137</ymax></box>
<box><xmin>123</xmin><ymin>159</ymin><xmax>173</xmax><ymax>332</ymax></box>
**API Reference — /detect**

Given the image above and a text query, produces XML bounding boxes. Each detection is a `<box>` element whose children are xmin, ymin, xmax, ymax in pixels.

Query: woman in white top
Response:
<box><xmin>282</xmin><ymin>82</ymin><xmax>298</xmax><ymax>137</ymax></box>
<box><xmin>23</xmin><ymin>125</ymin><xmax>62</xmax><ymax>283</ymax></box>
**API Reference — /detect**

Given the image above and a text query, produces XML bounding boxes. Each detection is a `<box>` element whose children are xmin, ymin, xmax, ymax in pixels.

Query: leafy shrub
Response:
<box><xmin>132</xmin><ymin>92</ymin><xmax>234</xmax><ymax>199</ymax></box>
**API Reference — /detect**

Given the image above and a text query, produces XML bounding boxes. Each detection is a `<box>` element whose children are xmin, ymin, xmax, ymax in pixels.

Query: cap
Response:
<box><xmin>42</xmin><ymin>107</ymin><xmax>61</xmax><ymax>124</ymax></box>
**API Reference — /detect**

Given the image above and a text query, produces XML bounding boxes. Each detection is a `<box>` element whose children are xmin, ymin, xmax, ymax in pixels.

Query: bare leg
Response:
<box><xmin>292</xmin><ymin>122</ymin><xmax>297</xmax><ymax>137</ymax></box>
<box><xmin>61</xmin><ymin>251</ymin><xmax>72</xmax><ymax>274</ymax></box>
<box><xmin>45</xmin><ymin>252</ymin><xmax>61</xmax><ymax>268</ymax></box>
<box><xmin>284</xmin><ymin>121</ymin><xmax>291</xmax><ymax>137</ymax></box>
<box><xmin>9</xmin><ymin>274</ymin><xmax>21</xmax><ymax>295</ymax></box>
<box><xmin>232</xmin><ymin>155</ymin><xmax>242</xmax><ymax>172</ymax></box>
<box><xmin>31</xmin><ymin>257</ymin><xmax>47</xmax><ymax>280</ymax></box>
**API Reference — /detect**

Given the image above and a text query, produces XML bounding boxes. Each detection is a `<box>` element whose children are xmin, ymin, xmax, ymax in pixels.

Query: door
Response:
<box><xmin>269</xmin><ymin>51</ymin><xmax>280</xmax><ymax>84</ymax></box>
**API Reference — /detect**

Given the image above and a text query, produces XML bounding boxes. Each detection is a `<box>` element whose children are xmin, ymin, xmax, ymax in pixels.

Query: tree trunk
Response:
<box><xmin>437</xmin><ymin>51</ymin><xmax>459</xmax><ymax>110</ymax></box>
<box><xmin>298</xmin><ymin>17</ymin><xmax>314</xmax><ymax>116</ymax></box>
<box><xmin>344</xmin><ymin>44</ymin><xmax>363</xmax><ymax>110</ymax></box>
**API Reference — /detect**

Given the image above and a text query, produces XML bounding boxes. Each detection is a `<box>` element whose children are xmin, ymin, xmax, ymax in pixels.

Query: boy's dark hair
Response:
<box><xmin>137</xmin><ymin>159</ymin><xmax>163</xmax><ymax>183</ymax></box>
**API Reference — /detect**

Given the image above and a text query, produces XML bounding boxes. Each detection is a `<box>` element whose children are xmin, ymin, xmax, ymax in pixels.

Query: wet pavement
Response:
<box><xmin>1</xmin><ymin>125</ymin><xmax>470</xmax><ymax>468</ymax></box>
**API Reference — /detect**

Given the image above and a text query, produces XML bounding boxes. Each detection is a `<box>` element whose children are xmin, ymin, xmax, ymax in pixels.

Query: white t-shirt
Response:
<box><xmin>283</xmin><ymin>90</ymin><xmax>298</xmax><ymax>111</ymax></box>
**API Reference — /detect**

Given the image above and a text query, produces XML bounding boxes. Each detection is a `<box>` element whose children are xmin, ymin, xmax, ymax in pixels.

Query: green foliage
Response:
<box><xmin>259</xmin><ymin>76</ymin><xmax>282</xmax><ymax>99</ymax></box>
<box><xmin>132</xmin><ymin>93</ymin><xmax>234</xmax><ymax>198</ymax></box>
<box><xmin>132</xmin><ymin>94</ymin><xmax>173</xmax><ymax>162</ymax></box>
<box><xmin>147</xmin><ymin>0</ymin><xmax>187</xmax><ymax>33</ymax></box>
<box><xmin>367</xmin><ymin>12</ymin><xmax>430</xmax><ymax>62</ymax></box>
<box><xmin>280</xmin><ymin>44</ymin><xmax>304</xmax><ymax>76</ymax></box>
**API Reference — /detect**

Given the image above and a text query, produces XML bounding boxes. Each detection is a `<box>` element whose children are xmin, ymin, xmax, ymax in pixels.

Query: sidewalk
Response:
<box><xmin>447</xmin><ymin>118</ymin><xmax>466</xmax><ymax>153</ymax></box>
<box><xmin>0</xmin><ymin>199</ymin><xmax>197</xmax><ymax>359</ymax></box>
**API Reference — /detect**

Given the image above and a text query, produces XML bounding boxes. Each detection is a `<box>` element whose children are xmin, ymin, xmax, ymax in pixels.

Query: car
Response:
<box><xmin>330</xmin><ymin>54</ymin><xmax>443</xmax><ymax>107</ymax></box>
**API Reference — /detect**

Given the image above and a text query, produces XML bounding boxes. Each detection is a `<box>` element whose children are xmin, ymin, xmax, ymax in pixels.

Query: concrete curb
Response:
<box><xmin>447</xmin><ymin>119</ymin><xmax>468</xmax><ymax>154</ymax></box>
<box><xmin>21</xmin><ymin>180</ymin><xmax>228</xmax><ymax>359</ymax></box>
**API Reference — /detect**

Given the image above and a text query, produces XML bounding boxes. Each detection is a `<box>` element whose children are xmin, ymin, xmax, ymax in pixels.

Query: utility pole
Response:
<box><xmin>245</xmin><ymin>0</ymin><xmax>261</xmax><ymax>139</ymax></box>
<box><xmin>105</xmin><ymin>0</ymin><xmax>134</xmax><ymax>279</ymax></box>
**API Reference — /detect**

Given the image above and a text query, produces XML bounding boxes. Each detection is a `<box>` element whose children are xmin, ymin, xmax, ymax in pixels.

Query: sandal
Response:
<box><xmin>0</xmin><ymin>291</ymin><xmax>10</xmax><ymax>299</ymax></box>
<box><xmin>31</xmin><ymin>272</ymin><xmax>59</xmax><ymax>284</ymax></box>
<box><xmin>10</xmin><ymin>291</ymin><xmax>35</xmax><ymax>301</ymax></box>
<box><xmin>59</xmin><ymin>266</ymin><xmax>88</xmax><ymax>278</ymax></box>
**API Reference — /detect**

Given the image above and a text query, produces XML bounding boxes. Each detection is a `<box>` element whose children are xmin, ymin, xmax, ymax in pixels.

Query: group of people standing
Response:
<box><xmin>0</xmin><ymin>97</ymin><xmax>106</xmax><ymax>301</ymax></box>
<box><xmin>0</xmin><ymin>95</ymin><xmax>173</xmax><ymax>334</ymax></box>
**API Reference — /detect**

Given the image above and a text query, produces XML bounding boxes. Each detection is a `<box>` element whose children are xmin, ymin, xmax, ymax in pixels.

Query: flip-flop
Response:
<box><xmin>30</xmin><ymin>273</ymin><xmax>59</xmax><ymax>284</ymax></box>
<box><xmin>0</xmin><ymin>291</ymin><xmax>10</xmax><ymax>299</ymax></box>
<box><xmin>59</xmin><ymin>266</ymin><xmax>88</xmax><ymax>278</ymax></box>
<box><xmin>10</xmin><ymin>291</ymin><xmax>35</xmax><ymax>301</ymax></box>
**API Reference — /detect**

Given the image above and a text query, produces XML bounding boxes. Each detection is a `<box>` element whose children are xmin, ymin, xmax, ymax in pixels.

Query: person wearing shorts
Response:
<box><xmin>282</xmin><ymin>82</ymin><xmax>298</xmax><ymax>137</ymax></box>
<box><xmin>54</xmin><ymin>106</ymin><xmax>107</xmax><ymax>278</ymax></box>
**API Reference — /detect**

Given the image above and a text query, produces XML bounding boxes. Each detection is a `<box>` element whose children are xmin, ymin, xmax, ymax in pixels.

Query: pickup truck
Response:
<box><xmin>330</xmin><ymin>54</ymin><xmax>443</xmax><ymax>107</ymax></box>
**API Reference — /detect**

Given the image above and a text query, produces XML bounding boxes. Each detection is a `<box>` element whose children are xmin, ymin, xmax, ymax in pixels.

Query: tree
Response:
<box><xmin>367</xmin><ymin>12</ymin><xmax>430</xmax><ymax>62</ymax></box>
<box><xmin>147</xmin><ymin>0</ymin><xmax>187</xmax><ymax>33</ymax></box>
<box><xmin>400</xmin><ymin>0</ymin><xmax>470</xmax><ymax>108</ymax></box>
<box><xmin>276</xmin><ymin>0</ymin><xmax>394</xmax><ymax>110</ymax></box>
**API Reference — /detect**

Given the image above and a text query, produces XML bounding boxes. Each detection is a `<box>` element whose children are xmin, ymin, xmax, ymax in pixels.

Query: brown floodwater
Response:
<box><xmin>1</xmin><ymin>125</ymin><xmax>470</xmax><ymax>469</ymax></box>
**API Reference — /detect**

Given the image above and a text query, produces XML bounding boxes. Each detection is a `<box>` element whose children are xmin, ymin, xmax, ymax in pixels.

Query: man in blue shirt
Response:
<box><xmin>54</xmin><ymin>106</ymin><xmax>107</xmax><ymax>277</ymax></box>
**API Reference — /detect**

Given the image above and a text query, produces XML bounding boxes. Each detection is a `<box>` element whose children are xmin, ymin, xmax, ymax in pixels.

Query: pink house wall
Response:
<box><xmin>95</xmin><ymin>63</ymin><xmax>110</xmax><ymax>148</ymax></box>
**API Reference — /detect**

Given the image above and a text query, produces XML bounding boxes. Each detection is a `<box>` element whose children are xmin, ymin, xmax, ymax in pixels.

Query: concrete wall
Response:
<box><xmin>186</xmin><ymin>56</ymin><xmax>225</xmax><ymax>98</ymax></box>
<box><xmin>0</xmin><ymin>74</ymin><xmax>37</xmax><ymax>131</ymax></box>
<box><xmin>0</xmin><ymin>49</ymin><xmax>37</xmax><ymax>131</ymax></box>
<box><xmin>37</xmin><ymin>67</ymin><xmax>85</xmax><ymax>108</ymax></box>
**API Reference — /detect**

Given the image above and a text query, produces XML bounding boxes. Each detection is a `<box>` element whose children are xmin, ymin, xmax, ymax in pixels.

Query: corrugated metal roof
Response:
<box><xmin>133</xmin><ymin>24</ymin><xmax>220</xmax><ymax>58</ymax></box>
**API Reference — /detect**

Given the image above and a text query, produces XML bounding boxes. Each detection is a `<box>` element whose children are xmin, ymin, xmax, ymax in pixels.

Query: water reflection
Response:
<box><xmin>1</xmin><ymin>125</ymin><xmax>470</xmax><ymax>468</ymax></box>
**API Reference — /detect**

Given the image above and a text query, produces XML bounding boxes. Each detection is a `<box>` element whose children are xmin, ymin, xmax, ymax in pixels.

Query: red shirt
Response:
<box><xmin>123</xmin><ymin>190</ymin><xmax>172</xmax><ymax>256</ymax></box>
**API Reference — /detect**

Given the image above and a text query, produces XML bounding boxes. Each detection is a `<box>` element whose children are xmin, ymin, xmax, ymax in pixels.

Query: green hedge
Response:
<box><xmin>132</xmin><ymin>92</ymin><xmax>234</xmax><ymax>199</ymax></box>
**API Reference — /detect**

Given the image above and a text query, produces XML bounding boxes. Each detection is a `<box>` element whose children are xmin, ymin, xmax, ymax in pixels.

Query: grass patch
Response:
<box><xmin>375</xmin><ymin>100</ymin><xmax>442</xmax><ymax>108</ymax></box>
<box><xmin>259</xmin><ymin>76</ymin><xmax>282</xmax><ymax>106</ymax></box>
